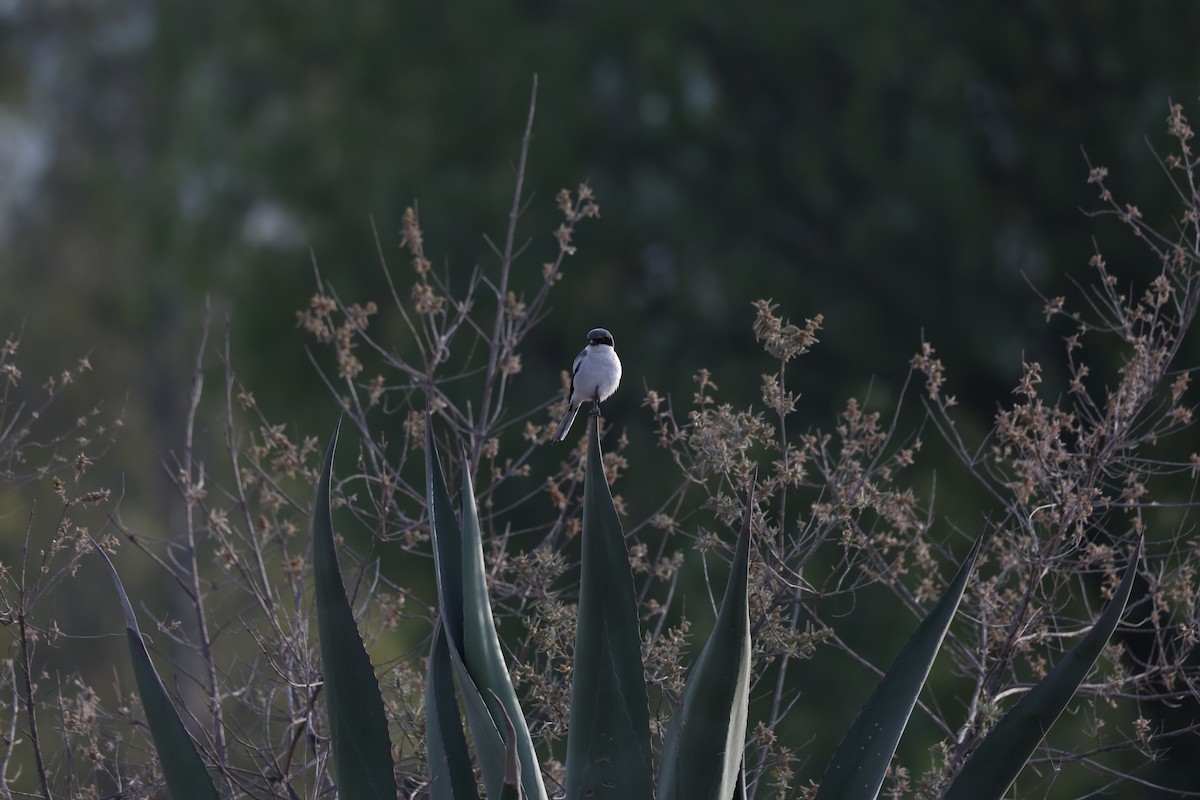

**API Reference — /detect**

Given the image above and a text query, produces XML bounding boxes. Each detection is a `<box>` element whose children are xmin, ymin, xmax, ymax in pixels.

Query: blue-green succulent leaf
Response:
<box><xmin>656</xmin><ymin>475</ymin><xmax>755</xmax><ymax>800</ymax></box>
<box><xmin>425</xmin><ymin>416</ymin><xmax>508</xmax><ymax>797</ymax></box>
<box><xmin>445</xmin><ymin>630</ymin><xmax>508</xmax><ymax>796</ymax></box>
<box><xmin>311</xmin><ymin>421</ymin><xmax>398</xmax><ymax>798</ymax></box>
<box><xmin>494</xmin><ymin>690</ymin><xmax>525</xmax><ymax>800</ymax></box>
<box><xmin>942</xmin><ymin>542</ymin><xmax>1141</xmax><ymax>800</ymax></box>
<box><xmin>425</xmin><ymin>622</ymin><xmax>480</xmax><ymax>800</ymax></box>
<box><xmin>427</xmin><ymin>414</ymin><xmax>466</xmax><ymax>650</ymax></box>
<box><xmin>815</xmin><ymin>532</ymin><xmax>983</xmax><ymax>800</ymax></box>
<box><xmin>564</xmin><ymin>415</ymin><xmax>654</xmax><ymax>800</ymax></box>
<box><xmin>460</xmin><ymin>457</ymin><xmax>548</xmax><ymax>799</ymax></box>
<box><xmin>95</xmin><ymin>546</ymin><xmax>219</xmax><ymax>800</ymax></box>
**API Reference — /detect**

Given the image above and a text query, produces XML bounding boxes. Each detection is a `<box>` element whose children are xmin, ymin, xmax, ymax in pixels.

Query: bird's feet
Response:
<box><xmin>589</xmin><ymin>400</ymin><xmax>602</xmax><ymax>418</ymax></box>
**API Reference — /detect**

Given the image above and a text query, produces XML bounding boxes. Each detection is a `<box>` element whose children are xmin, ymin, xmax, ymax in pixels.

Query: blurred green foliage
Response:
<box><xmin>6</xmin><ymin>0</ymin><xmax>1200</xmax><ymax>450</ymax></box>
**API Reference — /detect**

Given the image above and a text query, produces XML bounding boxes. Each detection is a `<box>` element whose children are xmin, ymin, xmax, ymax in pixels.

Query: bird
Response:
<box><xmin>551</xmin><ymin>327</ymin><xmax>622</xmax><ymax>443</ymax></box>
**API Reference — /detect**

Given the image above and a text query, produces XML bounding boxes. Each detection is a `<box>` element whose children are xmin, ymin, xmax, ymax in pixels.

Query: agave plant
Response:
<box><xmin>104</xmin><ymin>411</ymin><xmax>1140</xmax><ymax>800</ymax></box>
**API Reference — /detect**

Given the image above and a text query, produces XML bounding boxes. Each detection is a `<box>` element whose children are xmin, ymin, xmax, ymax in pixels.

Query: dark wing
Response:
<box><xmin>568</xmin><ymin>347</ymin><xmax>587</xmax><ymax>398</ymax></box>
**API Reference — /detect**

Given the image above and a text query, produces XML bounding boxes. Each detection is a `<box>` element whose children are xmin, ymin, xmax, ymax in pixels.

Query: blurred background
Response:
<box><xmin>2</xmin><ymin>1</ymin><xmax>1200</xmax><ymax>796</ymax></box>
<box><xmin>5</xmin><ymin>1</ymin><xmax>1200</xmax><ymax>511</ymax></box>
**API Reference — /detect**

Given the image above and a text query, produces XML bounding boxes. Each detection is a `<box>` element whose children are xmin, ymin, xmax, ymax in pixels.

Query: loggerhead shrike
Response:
<box><xmin>551</xmin><ymin>327</ymin><xmax>622</xmax><ymax>443</ymax></box>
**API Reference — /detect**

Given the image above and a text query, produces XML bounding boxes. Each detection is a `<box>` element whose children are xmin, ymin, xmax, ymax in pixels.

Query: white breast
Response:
<box><xmin>571</xmin><ymin>345</ymin><xmax>622</xmax><ymax>405</ymax></box>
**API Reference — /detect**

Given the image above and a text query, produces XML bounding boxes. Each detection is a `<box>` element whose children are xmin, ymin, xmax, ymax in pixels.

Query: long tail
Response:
<box><xmin>551</xmin><ymin>403</ymin><xmax>580</xmax><ymax>443</ymax></box>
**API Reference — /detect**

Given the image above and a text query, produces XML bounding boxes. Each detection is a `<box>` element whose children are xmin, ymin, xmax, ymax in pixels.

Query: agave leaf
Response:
<box><xmin>94</xmin><ymin>546</ymin><xmax>219</xmax><ymax>800</ymax></box>
<box><xmin>734</xmin><ymin>759</ymin><xmax>748</xmax><ymax>800</ymax></box>
<box><xmin>492</xmin><ymin>690</ymin><xmax>525</xmax><ymax>800</ymax></box>
<box><xmin>815</xmin><ymin>532</ymin><xmax>984</xmax><ymax>800</ymax></box>
<box><xmin>425</xmin><ymin>418</ymin><xmax>508</xmax><ymax>796</ymax></box>
<box><xmin>444</xmin><ymin>628</ymin><xmax>509</xmax><ymax>796</ymax></box>
<box><xmin>656</xmin><ymin>475</ymin><xmax>756</xmax><ymax>800</ymax></box>
<box><xmin>425</xmin><ymin>623</ymin><xmax>480</xmax><ymax>800</ymax></box>
<box><xmin>427</xmin><ymin>415</ymin><xmax>466</xmax><ymax>650</ymax></box>
<box><xmin>942</xmin><ymin>542</ymin><xmax>1141</xmax><ymax>800</ymax></box>
<box><xmin>461</xmin><ymin>457</ymin><xmax>548</xmax><ymax>799</ymax></box>
<box><xmin>564</xmin><ymin>415</ymin><xmax>654</xmax><ymax>800</ymax></box>
<box><xmin>311</xmin><ymin>422</ymin><xmax>398</xmax><ymax>798</ymax></box>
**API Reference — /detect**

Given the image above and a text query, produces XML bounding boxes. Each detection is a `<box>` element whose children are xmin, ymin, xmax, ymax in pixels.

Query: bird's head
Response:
<box><xmin>587</xmin><ymin>328</ymin><xmax>615</xmax><ymax>347</ymax></box>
